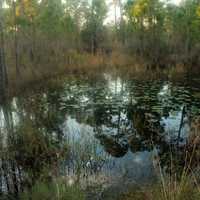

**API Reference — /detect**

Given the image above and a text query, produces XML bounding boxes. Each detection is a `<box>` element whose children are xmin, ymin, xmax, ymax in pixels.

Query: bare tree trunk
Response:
<box><xmin>114</xmin><ymin>1</ymin><xmax>117</xmax><ymax>28</ymax></box>
<box><xmin>13</xmin><ymin>0</ymin><xmax>20</xmax><ymax>76</ymax></box>
<box><xmin>119</xmin><ymin>0</ymin><xmax>122</xmax><ymax>25</ymax></box>
<box><xmin>0</xmin><ymin>1</ymin><xmax>8</xmax><ymax>101</ymax></box>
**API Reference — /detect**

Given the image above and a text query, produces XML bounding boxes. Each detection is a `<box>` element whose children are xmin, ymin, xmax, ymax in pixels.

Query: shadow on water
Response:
<box><xmin>0</xmin><ymin>72</ymin><xmax>200</xmax><ymax>198</ymax></box>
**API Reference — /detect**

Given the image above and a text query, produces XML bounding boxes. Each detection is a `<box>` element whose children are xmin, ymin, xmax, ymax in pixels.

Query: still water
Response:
<box><xmin>0</xmin><ymin>71</ymin><xmax>200</xmax><ymax>195</ymax></box>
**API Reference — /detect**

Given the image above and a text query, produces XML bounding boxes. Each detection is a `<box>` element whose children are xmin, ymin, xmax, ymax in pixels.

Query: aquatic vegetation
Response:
<box><xmin>1</xmin><ymin>72</ymin><xmax>200</xmax><ymax>199</ymax></box>
<box><xmin>1</xmin><ymin>0</ymin><xmax>200</xmax><ymax>198</ymax></box>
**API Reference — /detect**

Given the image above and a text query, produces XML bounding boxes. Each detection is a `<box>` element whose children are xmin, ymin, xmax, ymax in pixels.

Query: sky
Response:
<box><xmin>170</xmin><ymin>0</ymin><xmax>182</xmax><ymax>4</ymax></box>
<box><xmin>2</xmin><ymin>0</ymin><xmax>183</xmax><ymax>25</ymax></box>
<box><xmin>105</xmin><ymin>0</ymin><xmax>182</xmax><ymax>24</ymax></box>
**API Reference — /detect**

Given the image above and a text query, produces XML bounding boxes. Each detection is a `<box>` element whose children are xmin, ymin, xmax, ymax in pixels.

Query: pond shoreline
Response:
<box><xmin>3</xmin><ymin>55</ymin><xmax>196</xmax><ymax>104</ymax></box>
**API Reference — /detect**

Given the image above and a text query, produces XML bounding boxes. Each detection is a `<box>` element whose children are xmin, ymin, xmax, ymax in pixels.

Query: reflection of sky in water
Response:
<box><xmin>62</xmin><ymin>116</ymin><xmax>104</xmax><ymax>157</ymax></box>
<box><xmin>0</xmin><ymin>98</ymin><xmax>20</xmax><ymax>129</ymax></box>
<box><xmin>158</xmin><ymin>83</ymin><xmax>190</xmax><ymax>142</ymax></box>
<box><xmin>162</xmin><ymin>110</ymin><xmax>190</xmax><ymax>142</ymax></box>
<box><xmin>0</xmin><ymin>73</ymin><xmax>200</xmax><ymax>187</ymax></box>
<box><xmin>106</xmin><ymin>75</ymin><xmax>123</xmax><ymax>95</ymax></box>
<box><xmin>0</xmin><ymin>109</ymin><xmax>6</xmax><ymax>129</ymax></box>
<box><xmin>104</xmin><ymin>73</ymin><xmax>130</xmax><ymax>104</ymax></box>
<box><xmin>62</xmin><ymin>116</ymin><xmax>156</xmax><ymax>183</ymax></box>
<box><xmin>63</xmin><ymin>116</ymin><xmax>94</xmax><ymax>139</ymax></box>
<box><xmin>0</xmin><ymin>98</ymin><xmax>20</xmax><ymax>147</ymax></box>
<box><xmin>158</xmin><ymin>83</ymin><xmax>171</xmax><ymax>96</ymax></box>
<box><xmin>11</xmin><ymin>98</ymin><xmax>20</xmax><ymax>126</ymax></box>
<box><xmin>105</xmin><ymin>151</ymin><xmax>156</xmax><ymax>184</ymax></box>
<box><xmin>58</xmin><ymin>75</ymin><xmax>200</xmax><ymax>183</ymax></box>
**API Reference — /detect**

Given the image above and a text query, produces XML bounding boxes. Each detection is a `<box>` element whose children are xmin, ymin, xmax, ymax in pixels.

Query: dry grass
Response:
<box><xmin>5</xmin><ymin>51</ymin><xmax>135</xmax><ymax>97</ymax></box>
<box><xmin>118</xmin><ymin>180</ymin><xmax>200</xmax><ymax>200</ymax></box>
<box><xmin>118</xmin><ymin>158</ymin><xmax>200</xmax><ymax>200</ymax></box>
<box><xmin>5</xmin><ymin>48</ymin><xmax>195</xmax><ymax>100</ymax></box>
<box><xmin>119</xmin><ymin>120</ymin><xmax>200</xmax><ymax>200</ymax></box>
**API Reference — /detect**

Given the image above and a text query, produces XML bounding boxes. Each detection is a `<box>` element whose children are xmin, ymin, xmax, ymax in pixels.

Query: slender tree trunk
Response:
<box><xmin>118</xmin><ymin>0</ymin><xmax>125</xmax><ymax>45</ymax></box>
<box><xmin>119</xmin><ymin>0</ymin><xmax>122</xmax><ymax>25</ymax></box>
<box><xmin>13</xmin><ymin>1</ymin><xmax>20</xmax><ymax>76</ymax></box>
<box><xmin>114</xmin><ymin>1</ymin><xmax>117</xmax><ymax>28</ymax></box>
<box><xmin>0</xmin><ymin>1</ymin><xmax>8</xmax><ymax>100</ymax></box>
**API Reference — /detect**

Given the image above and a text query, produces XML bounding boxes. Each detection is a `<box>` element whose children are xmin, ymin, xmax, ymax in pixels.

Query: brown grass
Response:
<box><xmin>5</xmin><ymin>49</ymin><xmax>193</xmax><ymax>99</ymax></box>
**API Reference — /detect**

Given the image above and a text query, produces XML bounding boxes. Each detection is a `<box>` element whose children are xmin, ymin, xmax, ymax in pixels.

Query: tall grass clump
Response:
<box><xmin>119</xmin><ymin>140</ymin><xmax>200</xmax><ymax>200</ymax></box>
<box><xmin>20</xmin><ymin>179</ymin><xmax>85</xmax><ymax>200</ymax></box>
<box><xmin>119</xmin><ymin>166</ymin><xmax>200</xmax><ymax>200</ymax></box>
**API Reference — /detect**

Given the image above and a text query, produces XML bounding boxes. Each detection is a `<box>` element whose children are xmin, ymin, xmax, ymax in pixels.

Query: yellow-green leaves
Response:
<box><xmin>196</xmin><ymin>5</ymin><xmax>200</xmax><ymax>18</ymax></box>
<box><xmin>131</xmin><ymin>0</ymin><xmax>150</xmax><ymax>18</ymax></box>
<box><xmin>16</xmin><ymin>0</ymin><xmax>38</xmax><ymax>21</ymax></box>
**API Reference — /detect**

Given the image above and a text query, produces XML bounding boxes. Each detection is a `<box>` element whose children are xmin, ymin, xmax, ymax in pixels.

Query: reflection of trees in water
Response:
<box><xmin>0</xmin><ymin>84</ymin><xmax>68</xmax><ymax>196</ymax></box>
<box><xmin>58</xmin><ymin>75</ymin><xmax>200</xmax><ymax>181</ymax></box>
<box><xmin>92</xmin><ymin>78</ymin><xmax>166</xmax><ymax>158</ymax></box>
<box><xmin>96</xmin><ymin>133</ymin><xmax>129</xmax><ymax>157</ymax></box>
<box><xmin>95</xmin><ymin>103</ymin><xmax>165</xmax><ymax>157</ymax></box>
<box><xmin>0</xmin><ymin>76</ymin><xmax>111</xmax><ymax>197</ymax></box>
<box><xmin>94</xmin><ymin>102</ymin><xmax>200</xmax><ymax>178</ymax></box>
<box><xmin>0</xmin><ymin>74</ymin><xmax>200</xmax><ymax>195</ymax></box>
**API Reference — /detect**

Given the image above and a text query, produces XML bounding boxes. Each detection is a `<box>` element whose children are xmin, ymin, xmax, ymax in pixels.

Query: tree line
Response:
<box><xmin>124</xmin><ymin>0</ymin><xmax>200</xmax><ymax>68</ymax></box>
<box><xmin>0</xmin><ymin>0</ymin><xmax>200</xmax><ymax>98</ymax></box>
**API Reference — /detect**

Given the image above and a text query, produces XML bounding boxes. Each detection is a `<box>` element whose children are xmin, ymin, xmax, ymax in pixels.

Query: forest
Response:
<box><xmin>0</xmin><ymin>0</ymin><xmax>200</xmax><ymax>200</ymax></box>
<box><xmin>0</xmin><ymin>0</ymin><xmax>200</xmax><ymax>96</ymax></box>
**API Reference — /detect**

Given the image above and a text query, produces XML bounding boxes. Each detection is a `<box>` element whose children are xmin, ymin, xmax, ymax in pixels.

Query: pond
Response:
<box><xmin>0</xmin><ymin>71</ymin><xmax>200</xmax><ymax>197</ymax></box>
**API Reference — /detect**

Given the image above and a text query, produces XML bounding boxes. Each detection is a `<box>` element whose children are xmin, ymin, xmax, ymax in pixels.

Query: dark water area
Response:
<box><xmin>0</xmin><ymin>71</ymin><xmax>200</xmax><ymax>197</ymax></box>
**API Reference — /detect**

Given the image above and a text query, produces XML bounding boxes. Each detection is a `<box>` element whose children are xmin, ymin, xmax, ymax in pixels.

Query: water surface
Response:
<box><xmin>0</xmin><ymin>71</ymin><xmax>200</xmax><ymax>195</ymax></box>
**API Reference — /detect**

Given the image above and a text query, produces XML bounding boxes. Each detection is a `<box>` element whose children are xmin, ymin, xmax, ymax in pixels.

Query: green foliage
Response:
<box><xmin>2</xmin><ymin>0</ymin><xmax>200</xmax><ymax>75</ymax></box>
<box><xmin>125</xmin><ymin>0</ymin><xmax>166</xmax><ymax>60</ymax></box>
<box><xmin>38</xmin><ymin>0</ymin><xmax>64</xmax><ymax>36</ymax></box>
<box><xmin>122</xmin><ymin>0</ymin><xmax>200</xmax><ymax>67</ymax></box>
<box><xmin>20</xmin><ymin>180</ymin><xmax>85</xmax><ymax>200</ymax></box>
<box><xmin>81</xmin><ymin>0</ymin><xmax>107</xmax><ymax>53</ymax></box>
